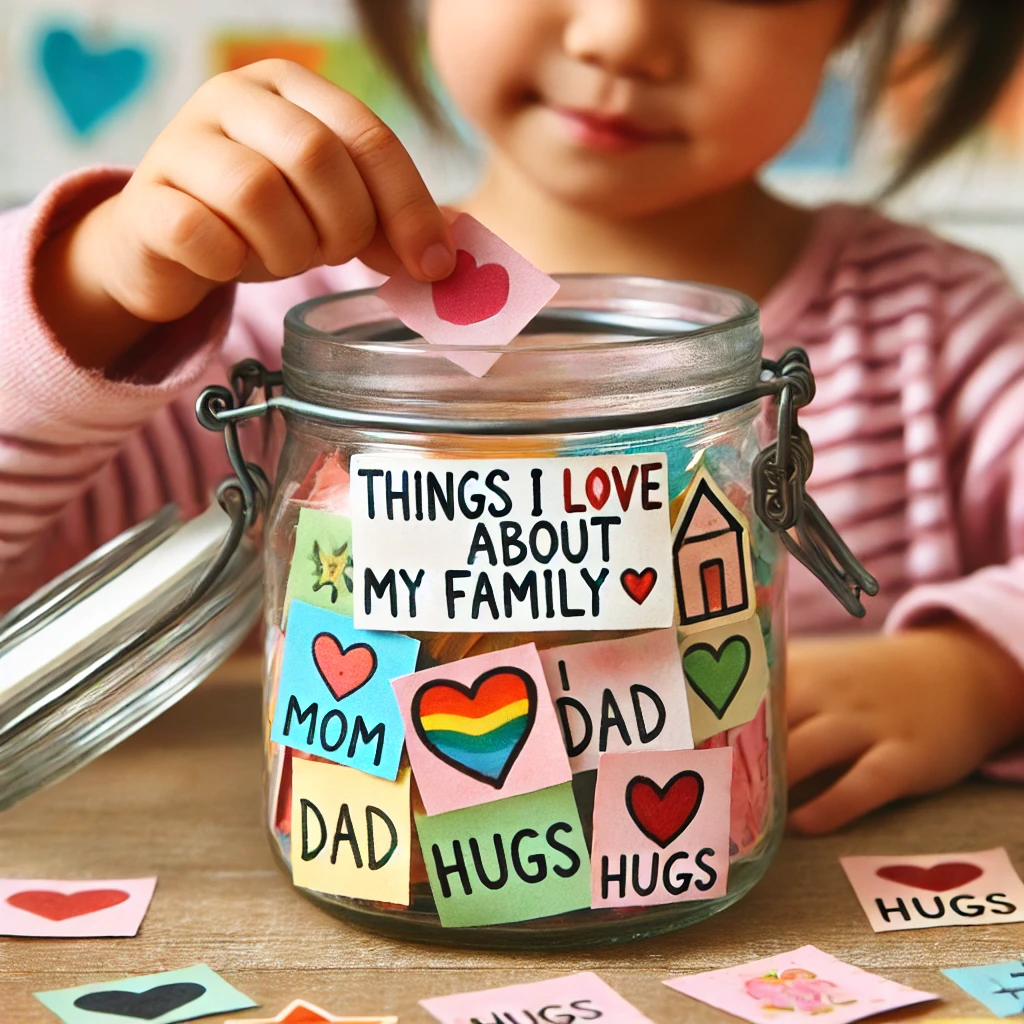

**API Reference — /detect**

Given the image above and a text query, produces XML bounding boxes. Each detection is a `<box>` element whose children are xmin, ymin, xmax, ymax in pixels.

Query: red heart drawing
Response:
<box><xmin>432</xmin><ymin>250</ymin><xmax>510</xmax><ymax>325</ymax></box>
<box><xmin>875</xmin><ymin>863</ymin><xmax>984</xmax><ymax>892</ymax></box>
<box><xmin>621</xmin><ymin>568</ymin><xmax>657</xmax><ymax>605</ymax></box>
<box><xmin>6</xmin><ymin>889</ymin><xmax>130</xmax><ymax>921</ymax></box>
<box><xmin>311</xmin><ymin>633</ymin><xmax>377</xmax><ymax>701</ymax></box>
<box><xmin>626</xmin><ymin>771</ymin><xmax>704</xmax><ymax>848</ymax></box>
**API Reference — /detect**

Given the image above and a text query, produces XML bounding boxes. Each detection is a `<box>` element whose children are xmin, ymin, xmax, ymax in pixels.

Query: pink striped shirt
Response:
<box><xmin>3</xmin><ymin>170</ymin><xmax>1024</xmax><ymax>776</ymax></box>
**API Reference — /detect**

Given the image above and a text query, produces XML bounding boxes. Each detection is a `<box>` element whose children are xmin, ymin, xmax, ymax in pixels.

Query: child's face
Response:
<box><xmin>428</xmin><ymin>0</ymin><xmax>856</xmax><ymax>217</ymax></box>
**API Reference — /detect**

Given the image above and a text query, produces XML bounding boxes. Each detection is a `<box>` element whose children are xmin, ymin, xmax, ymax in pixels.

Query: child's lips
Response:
<box><xmin>552</xmin><ymin>106</ymin><xmax>684</xmax><ymax>152</ymax></box>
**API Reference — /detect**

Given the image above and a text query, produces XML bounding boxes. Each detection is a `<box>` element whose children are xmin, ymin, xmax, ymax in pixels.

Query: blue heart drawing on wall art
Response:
<box><xmin>39</xmin><ymin>28</ymin><xmax>151</xmax><ymax>136</ymax></box>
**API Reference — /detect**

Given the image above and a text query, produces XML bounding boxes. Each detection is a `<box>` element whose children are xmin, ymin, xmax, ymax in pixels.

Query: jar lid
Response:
<box><xmin>0</xmin><ymin>502</ymin><xmax>262</xmax><ymax>811</ymax></box>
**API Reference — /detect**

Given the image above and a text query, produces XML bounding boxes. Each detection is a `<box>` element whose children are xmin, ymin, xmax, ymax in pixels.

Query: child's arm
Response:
<box><xmin>787</xmin><ymin>247</ymin><xmax>1024</xmax><ymax>833</ymax></box>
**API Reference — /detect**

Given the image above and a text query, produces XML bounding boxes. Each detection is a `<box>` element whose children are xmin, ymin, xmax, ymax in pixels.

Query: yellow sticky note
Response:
<box><xmin>291</xmin><ymin>759</ymin><xmax>411</xmax><ymax>906</ymax></box>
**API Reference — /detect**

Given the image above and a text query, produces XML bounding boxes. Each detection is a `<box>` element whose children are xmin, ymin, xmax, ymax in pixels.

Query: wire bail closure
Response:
<box><xmin>196</xmin><ymin>349</ymin><xmax>878</xmax><ymax>617</ymax></box>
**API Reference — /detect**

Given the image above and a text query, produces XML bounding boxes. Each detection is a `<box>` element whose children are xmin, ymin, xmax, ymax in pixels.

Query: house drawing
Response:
<box><xmin>673</xmin><ymin>469</ymin><xmax>753</xmax><ymax>627</ymax></box>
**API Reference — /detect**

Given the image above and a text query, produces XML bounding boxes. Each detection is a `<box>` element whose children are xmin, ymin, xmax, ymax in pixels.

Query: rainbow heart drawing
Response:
<box><xmin>412</xmin><ymin>668</ymin><xmax>537</xmax><ymax>788</ymax></box>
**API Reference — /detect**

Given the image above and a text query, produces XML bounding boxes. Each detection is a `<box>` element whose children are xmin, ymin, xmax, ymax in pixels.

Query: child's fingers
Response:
<box><xmin>788</xmin><ymin>743</ymin><xmax>907</xmax><ymax>834</ymax></box>
<box><xmin>786</xmin><ymin>714</ymin><xmax>872</xmax><ymax>787</ymax></box>
<box><xmin>155</xmin><ymin>130</ymin><xmax>319</xmax><ymax>279</ymax></box>
<box><xmin>205</xmin><ymin>76</ymin><xmax>377</xmax><ymax>268</ymax></box>
<box><xmin>239</xmin><ymin>60</ymin><xmax>455</xmax><ymax>281</ymax></box>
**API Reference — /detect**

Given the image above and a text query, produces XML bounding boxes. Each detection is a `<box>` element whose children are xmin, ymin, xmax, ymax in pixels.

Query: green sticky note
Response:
<box><xmin>285</xmin><ymin>507</ymin><xmax>353</xmax><ymax>617</ymax></box>
<box><xmin>416</xmin><ymin>783</ymin><xmax>592</xmax><ymax>927</ymax></box>
<box><xmin>34</xmin><ymin>963</ymin><xmax>257</xmax><ymax>1024</ymax></box>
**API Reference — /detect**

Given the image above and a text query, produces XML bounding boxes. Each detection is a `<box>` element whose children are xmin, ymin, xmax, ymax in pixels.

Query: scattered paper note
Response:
<box><xmin>285</xmin><ymin>508</ymin><xmax>354</xmax><ymax>618</ymax></box>
<box><xmin>415</xmin><ymin>782</ymin><xmax>591</xmax><ymax>927</ymax></box>
<box><xmin>665</xmin><ymin>945</ymin><xmax>938</xmax><ymax>1024</ymax></box>
<box><xmin>270</xmin><ymin>601</ymin><xmax>419</xmax><ymax>780</ymax></box>
<box><xmin>35</xmin><ymin>964</ymin><xmax>256</xmax><ymax>1024</ymax></box>
<box><xmin>392</xmin><ymin>643</ymin><xmax>571</xmax><ymax>815</ymax></box>
<box><xmin>421</xmin><ymin>972</ymin><xmax>656</xmax><ymax>1024</ymax></box>
<box><xmin>235</xmin><ymin>997</ymin><xmax>397</xmax><ymax>1023</ymax></box>
<box><xmin>291</xmin><ymin>759</ymin><xmax>412</xmax><ymax>906</ymax></box>
<box><xmin>682</xmin><ymin>612</ymin><xmax>769</xmax><ymax>744</ymax></box>
<box><xmin>673</xmin><ymin>463</ymin><xmax>756</xmax><ymax>633</ymax></box>
<box><xmin>0</xmin><ymin>877</ymin><xmax>156</xmax><ymax>938</ymax></box>
<box><xmin>590</xmin><ymin>747</ymin><xmax>731</xmax><ymax>908</ymax></box>
<box><xmin>377</xmin><ymin>213</ymin><xmax>560</xmax><ymax>376</ymax></box>
<box><xmin>840</xmin><ymin>847</ymin><xmax>1024</xmax><ymax>932</ymax></box>
<box><xmin>350</xmin><ymin>453</ymin><xmax>675</xmax><ymax>632</ymax></box>
<box><xmin>943</xmin><ymin>961</ymin><xmax>1024</xmax><ymax>1018</ymax></box>
<box><xmin>538</xmin><ymin>629</ymin><xmax>694</xmax><ymax>773</ymax></box>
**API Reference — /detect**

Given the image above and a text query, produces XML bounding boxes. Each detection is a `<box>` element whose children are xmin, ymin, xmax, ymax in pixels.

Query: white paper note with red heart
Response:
<box><xmin>351</xmin><ymin>452</ymin><xmax>675</xmax><ymax>632</ymax></box>
<box><xmin>376</xmin><ymin>213</ymin><xmax>560</xmax><ymax>377</ymax></box>
<box><xmin>0</xmin><ymin>877</ymin><xmax>156</xmax><ymax>937</ymax></box>
<box><xmin>269</xmin><ymin>600</ymin><xmax>420</xmax><ymax>780</ymax></box>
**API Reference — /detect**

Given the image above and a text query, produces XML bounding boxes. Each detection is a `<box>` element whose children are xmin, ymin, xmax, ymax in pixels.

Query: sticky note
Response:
<box><xmin>291</xmin><ymin>759</ymin><xmax>411</xmax><ymax>906</ymax></box>
<box><xmin>664</xmin><ymin>945</ymin><xmax>938</xmax><ymax>1024</ymax></box>
<box><xmin>421</xmin><ymin>972</ymin><xmax>656</xmax><ymax>1024</ymax></box>
<box><xmin>377</xmin><ymin>213</ymin><xmax>559</xmax><ymax>377</ymax></box>
<box><xmin>270</xmin><ymin>601</ymin><xmax>419</xmax><ymax>780</ymax></box>
<box><xmin>415</xmin><ymin>783</ymin><xmax>591</xmax><ymax>927</ymax></box>
<box><xmin>392</xmin><ymin>643</ymin><xmax>571</xmax><ymax>815</ymax></box>
<box><xmin>590</xmin><ymin>747</ymin><xmax>731</xmax><ymax>908</ymax></box>
<box><xmin>350</xmin><ymin>453</ymin><xmax>674</xmax><ymax>632</ymax></box>
<box><xmin>0</xmin><ymin>877</ymin><xmax>156</xmax><ymax>938</ymax></box>
<box><xmin>673</xmin><ymin>463</ymin><xmax>756</xmax><ymax>633</ymax></box>
<box><xmin>35</xmin><ymin>964</ymin><xmax>256</xmax><ymax>1024</ymax></box>
<box><xmin>943</xmin><ymin>961</ymin><xmax>1024</xmax><ymax>1017</ymax></box>
<box><xmin>239</xmin><ymin>1000</ymin><xmax>396</xmax><ymax>1022</ymax></box>
<box><xmin>840</xmin><ymin>847</ymin><xmax>1024</xmax><ymax>932</ymax></box>
<box><xmin>284</xmin><ymin>507</ymin><xmax>354</xmax><ymax>617</ymax></box>
<box><xmin>539</xmin><ymin>629</ymin><xmax>694</xmax><ymax>772</ymax></box>
<box><xmin>682</xmin><ymin>612</ymin><xmax>769</xmax><ymax>743</ymax></box>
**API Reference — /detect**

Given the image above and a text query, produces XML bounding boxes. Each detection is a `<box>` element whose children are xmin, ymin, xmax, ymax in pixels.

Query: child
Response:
<box><xmin>3</xmin><ymin>0</ymin><xmax>1024</xmax><ymax>833</ymax></box>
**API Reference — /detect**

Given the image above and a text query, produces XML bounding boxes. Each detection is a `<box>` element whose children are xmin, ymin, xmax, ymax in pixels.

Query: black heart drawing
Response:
<box><xmin>74</xmin><ymin>983</ymin><xmax>206</xmax><ymax>1020</ymax></box>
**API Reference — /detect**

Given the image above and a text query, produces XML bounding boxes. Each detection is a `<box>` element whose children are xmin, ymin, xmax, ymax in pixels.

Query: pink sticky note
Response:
<box><xmin>590</xmin><ymin>747</ymin><xmax>731</xmax><ymax>908</ymax></box>
<box><xmin>376</xmin><ymin>213</ymin><xmax>560</xmax><ymax>377</ymax></box>
<box><xmin>840</xmin><ymin>847</ymin><xmax>1024</xmax><ymax>932</ymax></box>
<box><xmin>0</xmin><ymin>878</ymin><xmax>156</xmax><ymax>937</ymax></box>
<box><xmin>391</xmin><ymin>643</ymin><xmax>571</xmax><ymax>815</ymax></box>
<box><xmin>665</xmin><ymin>945</ymin><xmax>938</xmax><ymax>1024</ymax></box>
<box><xmin>538</xmin><ymin>629</ymin><xmax>694</xmax><ymax>773</ymax></box>
<box><xmin>422</xmin><ymin>972</ymin><xmax>656</xmax><ymax>1024</ymax></box>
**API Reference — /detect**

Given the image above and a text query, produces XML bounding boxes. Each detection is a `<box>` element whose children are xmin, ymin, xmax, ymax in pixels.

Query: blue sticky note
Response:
<box><xmin>943</xmin><ymin>961</ymin><xmax>1024</xmax><ymax>1017</ymax></box>
<box><xmin>271</xmin><ymin>600</ymin><xmax>419</xmax><ymax>780</ymax></box>
<box><xmin>35</xmin><ymin>963</ymin><xmax>256</xmax><ymax>1024</ymax></box>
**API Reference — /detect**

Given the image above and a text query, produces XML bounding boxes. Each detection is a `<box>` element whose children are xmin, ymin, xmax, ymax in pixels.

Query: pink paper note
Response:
<box><xmin>840</xmin><ymin>847</ymin><xmax>1024</xmax><ymax>932</ymax></box>
<box><xmin>664</xmin><ymin>945</ymin><xmax>938</xmax><ymax>1024</ymax></box>
<box><xmin>0</xmin><ymin>878</ymin><xmax>156</xmax><ymax>937</ymax></box>
<box><xmin>421</xmin><ymin>972</ymin><xmax>656</xmax><ymax>1024</ymax></box>
<box><xmin>391</xmin><ymin>643</ymin><xmax>571</xmax><ymax>815</ymax></box>
<box><xmin>376</xmin><ymin>213</ymin><xmax>560</xmax><ymax>377</ymax></box>
<box><xmin>590</xmin><ymin>747</ymin><xmax>731</xmax><ymax>908</ymax></box>
<box><xmin>538</xmin><ymin>629</ymin><xmax>694</xmax><ymax>773</ymax></box>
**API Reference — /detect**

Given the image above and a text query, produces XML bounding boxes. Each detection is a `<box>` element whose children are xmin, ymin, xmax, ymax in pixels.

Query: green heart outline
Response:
<box><xmin>683</xmin><ymin>636</ymin><xmax>751</xmax><ymax>719</ymax></box>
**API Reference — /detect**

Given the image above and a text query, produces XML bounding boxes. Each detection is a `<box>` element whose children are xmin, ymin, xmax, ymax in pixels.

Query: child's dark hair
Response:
<box><xmin>354</xmin><ymin>0</ymin><xmax>1024</xmax><ymax>190</ymax></box>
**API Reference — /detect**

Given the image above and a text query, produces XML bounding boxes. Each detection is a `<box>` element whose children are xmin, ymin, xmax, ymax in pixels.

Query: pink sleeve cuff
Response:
<box><xmin>0</xmin><ymin>165</ymin><xmax>234</xmax><ymax>444</ymax></box>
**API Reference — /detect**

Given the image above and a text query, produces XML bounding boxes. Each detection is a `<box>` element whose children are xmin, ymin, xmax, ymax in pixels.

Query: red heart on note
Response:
<box><xmin>432</xmin><ymin>250</ymin><xmax>510</xmax><ymax>325</ymax></box>
<box><xmin>621</xmin><ymin>568</ymin><xmax>657</xmax><ymax>605</ymax></box>
<box><xmin>875</xmin><ymin>863</ymin><xmax>984</xmax><ymax>892</ymax></box>
<box><xmin>6</xmin><ymin>889</ymin><xmax>129</xmax><ymax>921</ymax></box>
<box><xmin>311</xmin><ymin>633</ymin><xmax>377</xmax><ymax>700</ymax></box>
<box><xmin>626</xmin><ymin>771</ymin><xmax>704</xmax><ymax>848</ymax></box>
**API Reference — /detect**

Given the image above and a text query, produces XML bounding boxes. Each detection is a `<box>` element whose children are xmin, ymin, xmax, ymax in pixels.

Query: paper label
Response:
<box><xmin>291</xmin><ymin>759</ymin><xmax>411</xmax><ymax>906</ymax></box>
<box><xmin>415</xmin><ymin>783</ymin><xmax>591</xmax><ymax>928</ymax></box>
<box><xmin>284</xmin><ymin>507</ymin><xmax>354</xmax><ymax>617</ymax></box>
<box><xmin>538</xmin><ymin>630</ymin><xmax>693</xmax><ymax>773</ymax></box>
<box><xmin>351</xmin><ymin>454</ymin><xmax>674</xmax><ymax>632</ymax></box>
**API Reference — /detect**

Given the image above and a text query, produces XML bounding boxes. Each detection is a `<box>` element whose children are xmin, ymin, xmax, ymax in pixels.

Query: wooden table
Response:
<box><xmin>2</xmin><ymin>658</ymin><xmax>1022</xmax><ymax>1022</ymax></box>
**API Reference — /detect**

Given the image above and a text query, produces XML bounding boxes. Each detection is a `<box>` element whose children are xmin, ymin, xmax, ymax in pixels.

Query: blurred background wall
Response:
<box><xmin>4</xmin><ymin>0</ymin><xmax>1024</xmax><ymax>284</ymax></box>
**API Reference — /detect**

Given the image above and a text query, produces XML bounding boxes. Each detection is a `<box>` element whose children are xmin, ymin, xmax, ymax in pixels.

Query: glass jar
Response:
<box><xmin>199</xmin><ymin>276</ymin><xmax>873</xmax><ymax>949</ymax></box>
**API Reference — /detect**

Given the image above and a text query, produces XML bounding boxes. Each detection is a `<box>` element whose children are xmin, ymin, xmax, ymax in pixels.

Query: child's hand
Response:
<box><xmin>35</xmin><ymin>60</ymin><xmax>455</xmax><ymax>367</ymax></box>
<box><xmin>786</xmin><ymin>622</ymin><xmax>1024</xmax><ymax>834</ymax></box>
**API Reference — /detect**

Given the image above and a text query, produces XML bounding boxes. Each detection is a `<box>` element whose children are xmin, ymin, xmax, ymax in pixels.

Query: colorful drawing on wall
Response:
<box><xmin>37</xmin><ymin>27</ymin><xmax>153</xmax><ymax>137</ymax></box>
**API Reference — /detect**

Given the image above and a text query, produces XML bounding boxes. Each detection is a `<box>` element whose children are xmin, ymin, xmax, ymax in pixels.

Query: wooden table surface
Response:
<box><xmin>2</xmin><ymin>657</ymin><xmax>1022</xmax><ymax>1022</ymax></box>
